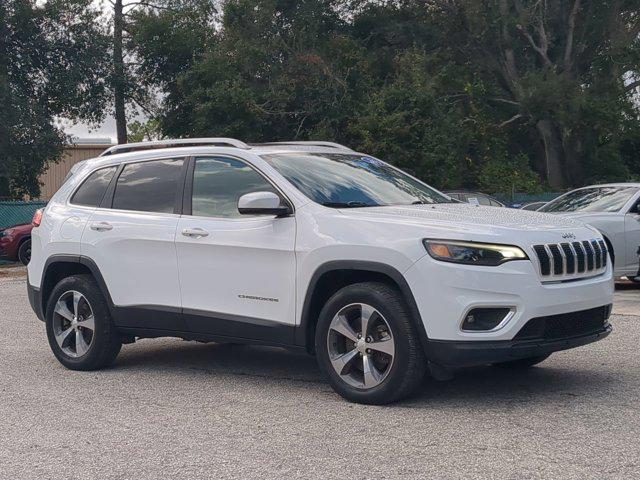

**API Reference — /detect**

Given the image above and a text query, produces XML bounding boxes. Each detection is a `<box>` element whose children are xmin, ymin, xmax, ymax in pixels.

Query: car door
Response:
<box><xmin>175</xmin><ymin>155</ymin><xmax>296</xmax><ymax>344</ymax></box>
<box><xmin>624</xmin><ymin>196</ymin><xmax>640</xmax><ymax>275</ymax></box>
<box><xmin>81</xmin><ymin>157</ymin><xmax>187</xmax><ymax>330</ymax></box>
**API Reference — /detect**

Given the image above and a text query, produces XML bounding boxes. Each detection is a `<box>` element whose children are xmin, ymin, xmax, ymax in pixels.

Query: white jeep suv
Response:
<box><xmin>27</xmin><ymin>138</ymin><xmax>614</xmax><ymax>404</ymax></box>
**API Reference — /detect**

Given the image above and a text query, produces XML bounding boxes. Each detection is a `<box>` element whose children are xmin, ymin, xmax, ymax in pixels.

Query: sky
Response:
<box><xmin>63</xmin><ymin>117</ymin><xmax>119</xmax><ymax>142</ymax></box>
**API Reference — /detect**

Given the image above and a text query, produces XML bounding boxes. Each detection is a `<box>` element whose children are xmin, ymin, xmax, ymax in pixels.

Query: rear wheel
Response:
<box><xmin>45</xmin><ymin>275</ymin><xmax>122</xmax><ymax>370</ymax></box>
<box><xmin>493</xmin><ymin>354</ymin><xmax>551</xmax><ymax>369</ymax></box>
<box><xmin>18</xmin><ymin>239</ymin><xmax>31</xmax><ymax>265</ymax></box>
<box><xmin>315</xmin><ymin>282</ymin><xmax>426</xmax><ymax>404</ymax></box>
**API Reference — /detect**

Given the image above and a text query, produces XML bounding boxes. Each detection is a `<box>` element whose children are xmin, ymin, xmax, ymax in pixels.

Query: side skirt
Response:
<box><xmin>112</xmin><ymin>305</ymin><xmax>299</xmax><ymax>349</ymax></box>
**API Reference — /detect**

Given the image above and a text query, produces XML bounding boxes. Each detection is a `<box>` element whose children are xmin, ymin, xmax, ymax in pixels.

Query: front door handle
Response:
<box><xmin>90</xmin><ymin>222</ymin><xmax>113</xmax><ymax>232</ymax></box>
<box><xmin>182</xmin><ymin>227</ymin><xmax>209</xmax><ymax>238</ymax></box>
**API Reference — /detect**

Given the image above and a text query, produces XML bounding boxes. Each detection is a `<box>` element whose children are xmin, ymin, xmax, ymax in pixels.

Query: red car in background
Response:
<box><xmin>0</xmin><ymin>223</ymin><xmax>33</xmax><ymax>265</ymax></box>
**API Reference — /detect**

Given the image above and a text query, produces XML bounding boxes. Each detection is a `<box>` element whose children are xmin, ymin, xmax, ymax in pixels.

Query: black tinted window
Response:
<box><xmin>71</xmin><ymin>166</ymin><xmax>117</xmax><ymax>207</ymax></box>
<box><xmin>192</xmin><ymin>157</ymin><xmax>276</xmax><ymax>218</ymax></box>
<box><xmin>112</xmin><ymin>158</ymin><xmax>184</xmax><ymax>213</ymax></box>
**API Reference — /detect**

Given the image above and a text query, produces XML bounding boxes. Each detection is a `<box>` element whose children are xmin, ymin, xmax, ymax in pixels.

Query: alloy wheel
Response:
<box><xmin>52</xmin><ymin>290</ymin><xmax>95</xmax><ymax>358</ymax></box>
<box><xmin>326</xmin><ymin>303</ymin><xmax>395</xmax><ymax>389</ymax></box>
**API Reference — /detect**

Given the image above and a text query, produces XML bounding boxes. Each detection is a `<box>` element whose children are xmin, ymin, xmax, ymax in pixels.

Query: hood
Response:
<box><xmin>546</xmin><ymin>211</ymin><xmax>617</xmax><ymax>220</ymax></box>
<box><xmin>337</xmin><ymin>203</ymin><xmax>592</xmax><ymax>233</ymax></box>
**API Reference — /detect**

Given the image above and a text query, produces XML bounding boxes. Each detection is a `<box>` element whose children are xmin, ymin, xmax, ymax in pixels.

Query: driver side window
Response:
<box><xmin>191</xmin><ymin>156</ymin><xmax>276</xmax><ymax>218</ymax></box>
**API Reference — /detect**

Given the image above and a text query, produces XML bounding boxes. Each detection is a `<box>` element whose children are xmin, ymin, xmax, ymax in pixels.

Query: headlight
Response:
<box><xmin>0</xmin><ymin>229</ymin><xmax>14</xmax><ymax>238</ymax></box>
<box><xmin>423</xmin><ymin>239</ymin><xmax>528</xmax><ymax>266</ymax></box>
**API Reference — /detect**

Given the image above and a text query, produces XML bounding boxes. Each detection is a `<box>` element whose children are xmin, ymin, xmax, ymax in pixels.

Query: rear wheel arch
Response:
<box><xmin>297</xmin><ymin>261</ymin><xmax>428</xmax><ymax>354</ymax></box>
<box><xmin>40</xmin><ymin>255</ymin><xmax>114</xmax><ymax>318</ymax></box>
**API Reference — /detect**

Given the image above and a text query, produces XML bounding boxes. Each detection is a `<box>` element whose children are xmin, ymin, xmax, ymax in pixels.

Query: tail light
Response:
<box><xmin>32</xmin><ymin>209</ymin><xmax>43</xmax><ymax>227</ymax></box>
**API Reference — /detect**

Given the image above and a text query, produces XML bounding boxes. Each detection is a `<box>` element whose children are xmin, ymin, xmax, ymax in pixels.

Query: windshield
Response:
<box><xmin>261</xmin><ymin>153</ymin><xmax>452</xmax><ymax>207</ymax></box>
<box><xmin>540</xmin><ymin>187</ymin><xmax>638</xmax><ymax>213</ymax></box>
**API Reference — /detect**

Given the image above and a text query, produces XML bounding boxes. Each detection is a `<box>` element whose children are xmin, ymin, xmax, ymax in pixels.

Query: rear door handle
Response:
<box><xmin>182</xmin><ymin>227</ymin><xmax>209</xmax><ymax>238</ymax></box>
<box><xmin>90</xmin><ymin>222</ymin><xmax>113</xmax><ymax>232</ymax></box>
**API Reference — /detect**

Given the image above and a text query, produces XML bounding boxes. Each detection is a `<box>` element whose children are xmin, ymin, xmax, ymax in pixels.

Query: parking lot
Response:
<box><xmin>1</xmin><ymin>269</ymin><xmax>639</xmax><ymax>479</ymax></box>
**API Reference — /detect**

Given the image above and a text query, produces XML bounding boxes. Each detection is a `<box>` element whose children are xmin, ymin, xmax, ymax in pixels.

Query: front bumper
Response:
<box><xmin>404</xmin><ymin>254</ymin><xmax>614</xmax><ymax>342</ymax></box>
<box><xmin>427</xmin><ymin>321</ymin><xmax>611</xmax><ymax>368</ymax></box>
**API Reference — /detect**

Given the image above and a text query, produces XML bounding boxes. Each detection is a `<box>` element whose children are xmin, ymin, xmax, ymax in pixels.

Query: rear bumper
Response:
<box><xmin>27</xmin><ymin>280</ymin><xmax>44</xmax><ymax>322</ymax></box>
<box><xmin>427</xmin><ymin>323</ymin><xmax>611</xmax><ymax>368</ymax></box>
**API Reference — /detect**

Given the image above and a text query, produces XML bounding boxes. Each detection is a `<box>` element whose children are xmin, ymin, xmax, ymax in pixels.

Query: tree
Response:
<box><xmin>106</xmin><ymin>0</ymin><xmax>218</xmax><ymax>144</ymax></box>
<box><xmin>127</xmin><ymin>119</ymin><xmax>164</xmax><ymax>142</ymax></box>
<box><xmin>130</xmin><ymin>0</ymin><xmax>640</xmax><ymax>191</ymax></box>
<box><xmin>113</xmin><ymin>0</ymin><xmax>127</xmax><ymax>143</ymax></box>
<box><xmin>423</xmin><ymin>0</ymin><xmax>640</xmax><ymax>189</ymax></box>
<box><xmin>0</xmin><ymin>0</ymin><xmax>110</xmax><ymax>199</ymax></box>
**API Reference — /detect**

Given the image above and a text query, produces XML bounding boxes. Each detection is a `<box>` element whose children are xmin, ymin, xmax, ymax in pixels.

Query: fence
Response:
<box><xmin>0</xmin><ymin>200</ymin><xmax>47</xmax><ymax>230</ymax></box>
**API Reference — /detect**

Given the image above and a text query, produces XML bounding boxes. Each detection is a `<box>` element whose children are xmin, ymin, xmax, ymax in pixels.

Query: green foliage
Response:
<box><xmin>127</xmin><ymin>119</ymin><xmax>164</xmax><ymax>143</ymax></box>
<box><xmin>479</xmin><ymin>154</ymin><xmax>543</xmax><ymax>195</ymax></box>
<box><xmin>4</xmin><ymin>0</ymin><xmax>640</xmax><ymax>196</ymax></box>
<box><xmin>122</xmin><ymin>0</ymin><xmax>640</xmax><ymax>192</ymax></box>
<box><xmin>0</xmin><ymin>0</ymin><xmax>110</xmax><ymax>199</ymax></box>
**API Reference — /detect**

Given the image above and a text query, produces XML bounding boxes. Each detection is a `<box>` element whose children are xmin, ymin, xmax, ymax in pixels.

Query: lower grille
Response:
<box><xmin>514</xmin><ymin>305</ymin><xmax>611</xmax><ymax>341</ymax></box>
<box><xmin>532</xmin><ymin>239</ymin><xmax>607</xmax><ymax>279</ymax></box>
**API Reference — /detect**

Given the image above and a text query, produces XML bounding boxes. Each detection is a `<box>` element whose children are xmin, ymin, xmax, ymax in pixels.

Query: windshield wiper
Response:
<box><xmin>322</xmin><ymin>201</ymin><xmax>376</xmax><ymax>208</ymax></box>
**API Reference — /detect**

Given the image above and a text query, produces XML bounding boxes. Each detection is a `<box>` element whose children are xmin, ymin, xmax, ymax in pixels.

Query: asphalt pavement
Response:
<box><xmin>1</xmin><ymin>274</ymin><xmax>639</xmax><ymax>479</ymax></box>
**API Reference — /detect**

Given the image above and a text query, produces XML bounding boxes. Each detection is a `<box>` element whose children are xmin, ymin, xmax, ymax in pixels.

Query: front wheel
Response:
<box><xmin>45</xmin><ymin>274</ymin><xmax>122</xmax><ymax>370</ymax></box>
<box><xmin>315</xmin><ymin>282</ymin><xmax>426</xmax><ymax>404</ymax></box>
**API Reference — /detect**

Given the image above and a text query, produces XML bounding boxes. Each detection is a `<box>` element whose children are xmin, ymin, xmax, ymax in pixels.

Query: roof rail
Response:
<box><xmin>99</xmin><ymin>138</ymin><xmax>250</xmax><ymax>156</ymax></box>
<box><xmin>253</xmin><ymin>141</ymin><xmax>354</xmax><ymax>151</ymax></box>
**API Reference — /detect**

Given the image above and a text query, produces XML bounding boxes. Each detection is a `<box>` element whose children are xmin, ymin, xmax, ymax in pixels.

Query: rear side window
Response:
<box><xmin>112</xmin><ymin>158</ymin><xmax>184</xmax><ymax>213</ymax></box>
<box><xmin>71</xmin><ymin>166</ymin><xmax>117</xmax><ymax>207</ymax></box>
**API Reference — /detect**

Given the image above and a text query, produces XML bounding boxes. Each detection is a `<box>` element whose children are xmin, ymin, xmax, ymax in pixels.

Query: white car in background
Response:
<box><xmin>539</xmin><ymin>183</ymin><xmax>640</xmax><ymax>282</ymax></box>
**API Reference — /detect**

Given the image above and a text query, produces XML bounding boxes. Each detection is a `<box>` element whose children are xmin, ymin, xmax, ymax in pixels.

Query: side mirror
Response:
<box><xmin>238</xmin><ymin>191</ymin><xmax>291</xmax><ymax>217</ymax></box>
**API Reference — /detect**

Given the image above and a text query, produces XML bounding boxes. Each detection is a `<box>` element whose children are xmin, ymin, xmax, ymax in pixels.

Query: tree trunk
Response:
<box><xmin>562</xmin><ymin>132</ymin><xmax>583</xmax><ymax>187</ymax></box>
<box><xmin>113</xmin><ymin>0</ymin><xmax>127</xmax><ymax>144</ymax></box>
<box><xmin>536</xmin><ymin>119</ymin><xmax>566</xmax><ymax>190</ymax></box>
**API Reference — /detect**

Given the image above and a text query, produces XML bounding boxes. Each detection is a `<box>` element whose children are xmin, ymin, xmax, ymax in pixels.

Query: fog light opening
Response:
<box><xmin>461</xmin><ymin>307</ymin><xmax>514</xmax><ymax>332</ymax></box>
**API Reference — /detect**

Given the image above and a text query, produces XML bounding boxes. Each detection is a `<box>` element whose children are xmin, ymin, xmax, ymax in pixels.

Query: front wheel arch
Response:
<box><xmin>298</xmin><ymin>261</ymin><xmax>428</xmax><ymax>355</ymax></box>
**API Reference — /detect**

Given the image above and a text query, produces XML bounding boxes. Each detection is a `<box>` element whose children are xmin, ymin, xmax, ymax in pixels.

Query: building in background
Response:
<box><xmin>38</xmin><ymin>138</ymin><xmax>112</xmax><ymax>200</ymax></box>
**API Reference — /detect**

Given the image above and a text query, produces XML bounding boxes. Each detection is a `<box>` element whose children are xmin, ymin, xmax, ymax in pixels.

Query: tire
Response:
<box><xmin>493</xmin><ymin>354</ymin><xmax>551</xmax><ymax>369</ymax></box>
<box><xmin>315</xmin><ymin>282</ymin><xmax>426</xmax><ymax>404</ymax></box>
<box><xmin>45</xmin><ymin>274</ymin><xmax>122</xmax><ymax>371</ymax></box>
<box><xmin>17</xmin><ymin>239</ymin><xmax>31</xmax><ymax>265</ymax></box>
